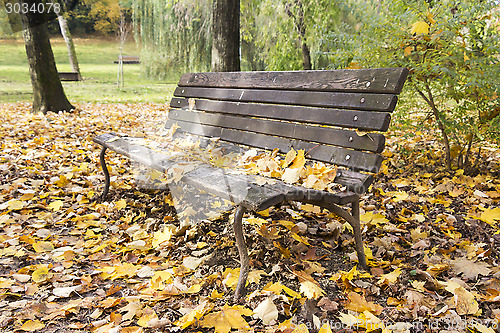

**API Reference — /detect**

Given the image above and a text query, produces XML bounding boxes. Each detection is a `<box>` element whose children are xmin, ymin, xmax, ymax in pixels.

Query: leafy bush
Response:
<box><xmin>327</xmin><ymin>0</ymin><xmax>500</xmax><ymax>172</ymax></box>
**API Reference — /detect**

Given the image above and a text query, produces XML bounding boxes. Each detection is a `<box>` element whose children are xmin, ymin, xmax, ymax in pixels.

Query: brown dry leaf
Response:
<box><xmin>175</xmin><ymin>300</ymin><xmax>213</xmax><ymax>329</ymax></box>
<box><xmin>344</xmin><ymin>291</ymin><xmax>383</xmax><ymax>315</ymax></box>
<box><xmin>450</xmin><ymin>257</ymin><xmax>491</xmax><ymax>280</ymax></box>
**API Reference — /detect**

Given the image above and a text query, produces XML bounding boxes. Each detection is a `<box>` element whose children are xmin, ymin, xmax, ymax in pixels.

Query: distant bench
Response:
<box><xmin>58</xmin><ymin>72</ymin><xmax>80</xmax><ymax>81</ymax></box>
<box><xmin>114</xmin><ymin>55</ymin><xmax>140</xmax><ymax>64</ymax></box>
<box><xmin>93</xmin><ymin>68</ymin><xmax>409</xmax><ymax>299</ymax></box>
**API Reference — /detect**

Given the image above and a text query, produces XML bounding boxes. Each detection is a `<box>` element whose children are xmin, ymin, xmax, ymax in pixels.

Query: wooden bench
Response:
<box><xmin>93</xmin><ymin>68</ymin><xmax>409</xmax><ymax>299</ymax></box>
<box><xmin>58</xmin><ymin>72</ymin><xmax>80</xmax><ymax>81</ymax></box>
<box><xmin>114</xmin><ymin>55</ymin><xmax>141</xmax><ymax>64</ymax></box>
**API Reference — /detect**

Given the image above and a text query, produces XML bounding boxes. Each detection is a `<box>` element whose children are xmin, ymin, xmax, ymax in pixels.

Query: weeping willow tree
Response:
<box><xmin>132</xmin><ymin>0</ymin><xmax>212</xmax><ymax>80</ymax></box>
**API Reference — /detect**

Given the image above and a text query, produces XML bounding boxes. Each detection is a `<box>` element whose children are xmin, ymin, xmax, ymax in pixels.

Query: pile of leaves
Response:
<box><xmin>1</xmin><ymin>102</ymin><xmax>500</xmax><ymax>333</ymax></box>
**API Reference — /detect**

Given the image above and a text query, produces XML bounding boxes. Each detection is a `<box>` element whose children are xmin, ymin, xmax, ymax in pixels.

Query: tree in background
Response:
<box><xmin>21</xmin><ymin>1</ymin><xmax>74</xmax><ymax>114</ymax></box>
<box><xmin>255</xmin><ymin>0</ymin><xmax>348</xmax><ymax>70</ymax></box>
<box><xmin>211</xmin><ymin>0</ymin><xmax>240</xmax><ymax>72</ymax></box>
<box><xmin>284</xmin><ymin>0</ymin><xmax>311</xmax><ymax>69</ymax></box>
<box><xmin>58</xmin><ymin>11</ymin><xmax>82</xmax><ymax>80</ymax></box>
<box><xmin>132</xmin><ymin>0</ymin><xmax>212</xmax><ymax>79</ymax></box>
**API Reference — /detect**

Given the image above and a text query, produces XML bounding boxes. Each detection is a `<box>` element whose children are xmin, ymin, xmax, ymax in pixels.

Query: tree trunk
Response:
<box><xmin>211</xmin><ymin>0</ymin><xmax>240</xmax><ymax>72</ymax></box>
<box><xmin>58</xmin><ymin>13</ymin><xmax>82</xmax><ymax>80</ymax></box>
<box><xmin>21</xmin><ymin>10</ymin><xmax>74</xmax><ymax>114</ymax></box>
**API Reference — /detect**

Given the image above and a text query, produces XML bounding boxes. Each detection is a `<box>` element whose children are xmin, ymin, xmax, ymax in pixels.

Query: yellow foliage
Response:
<box><xmin>411</xmin><ymin>21</ymin><xmax>430</xmax><ymax>34</ymax></box>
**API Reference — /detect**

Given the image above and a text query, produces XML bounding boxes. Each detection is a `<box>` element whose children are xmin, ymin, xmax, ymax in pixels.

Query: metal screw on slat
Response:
<box><xmin>366</xmin><ymin>82</ymin><xmax>371</xmax><ymax>87</ymax></box>
<box><xmin>345</xmin><ymin>155</ymin><xmax>351</xmax><ymax>161</ymax></box>
<box><xmin>353</xmin><ymin>116</ymin><xmax>358</xmax><ymax>121</ymax></box>
<box><xmin>182</xmin><ymin>89</ymin><xmax>185</xmax><ymax>93</ymax></box>
<box><xmin>178</xmin><ymin>101</ymin><xmax>181</xmax><ymax>104</ymax></box>
<box><xmin>349</xmin><ymin>136</ymin><xmax>353</xmax><ymax>142</ymax></box>
<box><xmin>360</xmin><ymin>97</ymin><xmax>366</xmax><ymax>103</ymax></box>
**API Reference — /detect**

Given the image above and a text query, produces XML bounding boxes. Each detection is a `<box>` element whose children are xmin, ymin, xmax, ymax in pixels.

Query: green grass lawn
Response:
<box><xmin>0</xmin><ymin>37</ymin><xmax>177</xmax><ymax>103</ymax></box>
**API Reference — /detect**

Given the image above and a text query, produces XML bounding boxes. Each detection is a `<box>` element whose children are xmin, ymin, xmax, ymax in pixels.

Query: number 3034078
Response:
<box><xmin>5</xmin><ymin>2</ymin><xmax>61</xmax><ymax>14</ymax></box>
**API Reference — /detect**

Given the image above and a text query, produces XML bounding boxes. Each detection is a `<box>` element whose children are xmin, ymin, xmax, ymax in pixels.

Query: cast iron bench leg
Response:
<box><xmin>99</xmin><ymin>147</ymin><xmax>110</xmax><ymax>200</ymax></box>
<box><xmin>350</xmin><ymin>197</ymin><xmax>367</xmax><ymax>270</ymax></box>
<box><xmin>233</xmin><ymin>205</ymin><xmax>249</xmax><ymax>300</ymax></box>
<box><xmin>319</xmin><ymin>199</ymin><xmax>367</xmax><ymax>270</ymax></box>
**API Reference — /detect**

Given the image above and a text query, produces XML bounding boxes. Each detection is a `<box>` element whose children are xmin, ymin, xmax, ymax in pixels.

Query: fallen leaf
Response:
<box><xmin>20</xmin><ymin>320</ymin><xmax>45</xmax><ymax>331</ymax></box>
<box><xmin>450</xmin><ymin>257</ymin><xmax>491</xmax><ymax>280</ymax></box>
<box><xmin>201</xmin><ymin>304</ymin><xmax>252</xmax><ymax>333</ymax></box>
<box><xmin>253</xmin><ymin>297</ymin><xmax>278</xmax><ymax>325</ymax></box>
<box><xmin>300</xmin><ymin>280</ymin><xmax>325</xmax><ymax>299</ymax></box>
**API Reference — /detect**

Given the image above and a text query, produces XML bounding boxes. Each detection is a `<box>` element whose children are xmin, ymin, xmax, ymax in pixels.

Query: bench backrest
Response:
<box><xmin>166</xmin><ymin>68</ymin><xmax>408</xmax><ymax>194</ymax></box>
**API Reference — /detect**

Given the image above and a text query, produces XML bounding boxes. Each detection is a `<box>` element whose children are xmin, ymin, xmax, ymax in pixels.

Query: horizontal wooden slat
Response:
<box><xmin>170</xmin><ymin>98</ymin><xmax>391</xmax><ymax>132</ymax></box>
<box><xmin>168</xmin><ymin>108</ymin><xmax>385</xmax><ymax>153</ymax></box>
<box><xmin>173</xmin><ymin>87</ymin><xmax>398</xmax><ymax>112</ymax></box>
<box><xmin>178</xmin><ymin>68</ymin><xmax>409</xmax><ymax>94</ymax></box>
<box><xmin>165</xmin><ymin>120</ymin><xmax>383</xmax><ymax>173</ymax></box>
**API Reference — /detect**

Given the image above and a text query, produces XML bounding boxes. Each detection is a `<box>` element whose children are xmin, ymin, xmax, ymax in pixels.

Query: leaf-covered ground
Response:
<box><xmin>1</xmin><ymin>102</ymin><xmax>500</xmax><ymax>333</ymax></box>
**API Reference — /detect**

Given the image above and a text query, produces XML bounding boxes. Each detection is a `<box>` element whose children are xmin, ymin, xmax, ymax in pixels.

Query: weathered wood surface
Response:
<box><xmin>114</xmin><ymin>55</ymin><xmax>140</xmax><ymax>64</ymax></box>
<box><xmin>168</xmin><ymin>108</ymin><xmax>385</xmax><ymax>153</ymax></box>
<box><xmin>93</xmin><ymin>133</ymin><xmax>359</xmax><ymax>210</ymax></box>
<box><xmin>58</xmin><ymin>72</ymin><xmax>80</xmax><ymax>81</ymax></box>
<box><xmin>172</xmin><ymin>132</ymin><xmax>375</xmax><ymax>192</ymax></box>
<box><xmin>173</xmin><ymin>87</ymin><xmax>398</xmax><ymax>112</ymax></box>
<box><xmin>165</xmin><ymin>120</ymin><xmax>383</xmax><ymax>173</ymax></box>
<box><xmin>170</xmin><ymin>98</ymin><xmax>392</xmax><ymax>131</ymax></box>
<box><xmin>178</xmin><ymin>68</ymin><xmax>409</xmax><ymax>94</ymax></box>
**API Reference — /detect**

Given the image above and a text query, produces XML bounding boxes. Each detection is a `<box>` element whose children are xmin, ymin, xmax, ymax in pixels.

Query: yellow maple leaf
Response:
<box><xmin>291</xmin><ymin>233</ymin><xmax>311</xmax><ymax>246</ymax></box>
<box><xmin>137</xmin><ymin>306</ymin><xmax>159</xmax><ymax>327</ymax></box>
<box><xmin>361</xmin><ymin>212</ymin><xmax>388</xmax><ymax>226</ymax></box>
<box><xmin>378</xmin><ymin>268</ymin><xmax>402</xmax><ymax>285</ymax></box>
<box><xmin>411</xmin><ymin>21</ymin><xmax>430</xmax><ymax>34</ymax></box>
<box><xmin>344</xmin><ymin>291</ymin><xmax>383</xmax><ymax>315</ymax></box>
<box><xmin>263</xmin><ymin>282</ymin><xmax>301</xmax><ymax>299</ymax></box>
<box><xmin>201</xmin><ymin>304</ymin><xmax>252</xmax><ymax>333</ymax></box>
<box><xmin>210</xmin><ymin>289</ymin><xmax>224</xmax><ymax>299</ymax></box>
<box><xmin>290</xmin><ymin>149</ymin><xmax>306</xmax><ymax>169</ymax></box>
<box><xmin>443</xmin><ymin>280</ymin><xmax>480</xmax><ymax>315</ymax></box>
<box><xmin>480</xmin><ymin>207</ymin><xmax>500</xmax><ymax>226</ymax></box>
<box><xmin>152</xmin><ymin>225</ymin><xmax>176</xmax><ymax>247</ymax></box>
<box><xmin>299</xmin><ymin>280</ymin><xmax>325</xmax><ymax>299</ymax></box>
<box><xmin>20</xmin><ymin>320</ymin><xmax>45</xmax><ymax>331</ymax></box>
<box><xmin>392</xmin><ymin>191</ymin><xmax>409</xmax><ymax>202</ymax></box>
<box><xmin>282</xmin><ymin>148</ymin><xmax>297</xmax><ymax>168</ymax></box>
<box><xmin>32</xmin><ymin>241</ymin><xmax>54</xmax><ymax>253</ymax></box>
